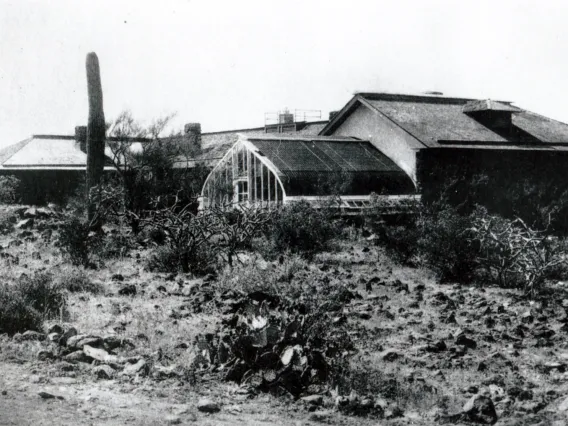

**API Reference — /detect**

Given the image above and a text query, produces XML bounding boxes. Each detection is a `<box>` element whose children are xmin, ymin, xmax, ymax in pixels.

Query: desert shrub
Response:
<box><xmin>56</xmin><ymin>216</ymin><xmax>102</xmax><ymax>267</ymax></box>
<box><xmin>146</xmin><ymin>242</ymin><xmax>217</xmax><ymax>275</ymax></box>
<box><xmin>55</xmin><ymin>268</ymin><xmax>103</xmax><ymax>294</ymax></box>
<box><xmin>0</xmin><ymin>284</ymin><xmax>42</xmax><ymax>335</ymax></box>
<box><xmin>374</xmin><ymin>222</ymin><xmax>421</xmax><ymax>265</ymax></box>
<box><xmin>418</xmin><ymin>206</ymin><xmax>479</xmax><ymax>283</ymax></box>
<box><xmin>98</xmin><ymin>232</ymin><xmax>135</xmax><ymax>259</ymax></box>
<box><xmin>211</xmin><ymin>206</ymin><xmax>274</xmax><ymax>267</ymax></box>
<box><xmin>365</xmin><ymin>194</ymin><xmax>423</xmax><ymax>264</ymax></box>
<box><xmin>18</xmin><ymin>272</ymin><xmax>66</xmax><ymax>318</ymax></box>
<box><xmin>468</xmin><ymin>208</ymin><xmax>567</xmax><ymax>295</ymax></box>
<box><xmin>0</xmin><ymin>176</ymin><xmax>21</xmax><ymax>204</ymax></box>
<box><xmin>0</xmin><ymin>272</ymin><xmax>66</xmax><ymax>335</ymax></box>
<box><xmin>0</xmin><ymin>210</ymin><xmax>16</xmax><ymax>235</ymax></box>
<box><xmin>265</xmin><ymin>200</ymin><xmax>337</xmax><ymax>259</ymax></box>
<box><xmin>142</xmin><ymin>200</ymin><xmax>219</xmax><ymax>274</ymax></box>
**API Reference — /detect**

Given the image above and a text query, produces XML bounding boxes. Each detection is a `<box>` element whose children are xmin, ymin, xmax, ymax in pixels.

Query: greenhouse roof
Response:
<box><xmin>245</xmin><ymin>135</ymin><xmax>402</xmax><ymax>175</ymax></box>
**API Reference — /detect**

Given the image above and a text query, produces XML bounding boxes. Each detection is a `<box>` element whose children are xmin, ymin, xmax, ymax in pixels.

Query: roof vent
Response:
<box><xmin>423</xmin><ymin>91</ymin><xmax>444</xmax><ymax>96</ymax></box>
<box><xmin>463</xmin><ymin>99</ymin><xmax>521</xmax><ymax>133</ymax></box>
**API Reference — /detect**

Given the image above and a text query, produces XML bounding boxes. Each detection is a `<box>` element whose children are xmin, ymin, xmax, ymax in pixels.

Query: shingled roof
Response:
<box><xmin>320</xmin><ymin>92</ymin><xmax>568</xmax><ymax>149</ymax></box>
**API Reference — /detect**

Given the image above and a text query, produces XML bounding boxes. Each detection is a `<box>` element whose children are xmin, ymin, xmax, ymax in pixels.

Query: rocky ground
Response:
<box><xmin>2</xmin><ymin>205</ymin><xmax>568</xmax><ymax>425</ymax></box>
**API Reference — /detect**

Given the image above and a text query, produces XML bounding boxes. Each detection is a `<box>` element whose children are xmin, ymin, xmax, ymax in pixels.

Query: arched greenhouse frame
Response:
<box><xmin>200</xmin><ymin>135</ymin><xmax>416</xmax><ymax>210</ymax></box>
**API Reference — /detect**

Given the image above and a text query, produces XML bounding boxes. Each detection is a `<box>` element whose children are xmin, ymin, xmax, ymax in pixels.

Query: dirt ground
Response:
<box><xmin>2</xmin><ymin>205</ymin><xmax>568</xmax><ymax>425</ymax></box>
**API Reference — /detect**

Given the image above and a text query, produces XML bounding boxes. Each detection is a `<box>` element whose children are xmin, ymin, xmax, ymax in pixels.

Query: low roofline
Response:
<box><xmin>201</xmin><ymin>120</ymin><xmax>329</xmax><ymax>136</ymax></box>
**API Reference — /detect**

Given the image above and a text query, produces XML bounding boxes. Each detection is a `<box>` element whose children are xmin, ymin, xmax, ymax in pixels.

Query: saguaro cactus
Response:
<box><xmin>85</xmin><ymin>52</ymin><xmax>106</xmax><ymax>224</ymax></box>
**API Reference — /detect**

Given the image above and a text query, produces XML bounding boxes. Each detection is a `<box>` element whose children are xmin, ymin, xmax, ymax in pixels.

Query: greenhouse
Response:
<box><xmin>200</xmin><ymin>134</ymin><xmax>415</xmax><ymax>210</ymax></box>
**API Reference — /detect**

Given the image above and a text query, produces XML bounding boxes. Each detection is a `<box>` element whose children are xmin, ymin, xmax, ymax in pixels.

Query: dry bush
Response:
<box><xmin>418</xmin><ymin>206</ymin><xmax>479</xmax><ymax>283</ymax></box>
<box><xmin>264</xmin><ymin>200</ymin><xmax>338</xmax><ymax>259</ymax></box>
<box><xmin>0</xmin><ymin>272</ymin><xmax>66</xmax><ymax>335</ymax></box>
<box><xmin>469</xmin><ymin>208</ymin><xmax>567</xmax><ymax>296</ymax></box>
<box><xmin>0</xmin><ymin>210</ymin><xmax>17</xmax><ymax>235</ymax></box>
<box><xmin>0</xmin><ymin>176</ymin><xmax>21</xmax><ymax>204</ymax></box>
<box><xmin>56</xmin><ymin>216</ymin><xmax>100</xmax><ymax>267</ymax></box>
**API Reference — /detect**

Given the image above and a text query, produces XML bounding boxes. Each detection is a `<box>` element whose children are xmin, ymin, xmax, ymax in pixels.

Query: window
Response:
<box><xmin>237</xmin><ymin>181</ymin><xmax>248</xmax><ymax>203</ymax></box>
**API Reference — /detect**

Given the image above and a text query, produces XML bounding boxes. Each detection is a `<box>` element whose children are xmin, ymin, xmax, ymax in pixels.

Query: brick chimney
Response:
<box><xmin>184</xmin><ymin>123</ymin><xmax>201</xmax><ymax>151</ymax></box>
<box><xmin>75</xmin><ymin>126</ymin><xmax>87</xmax><ymax>153</ymax></box>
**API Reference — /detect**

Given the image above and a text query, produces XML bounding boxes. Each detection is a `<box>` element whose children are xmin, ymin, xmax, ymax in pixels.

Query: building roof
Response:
<box><xmin>246</xmin><ymin>134</ymin><xmax>401</xmax><ymax>175</ymax></box>
<box><xmin>0</xmin><ymin>135</ymin><xmax>90</xmax><ymax>170</ymax></box>
<box><xmin>240</xmin><ymin>134</ymin><xmax>414</xmax><ymax>196</ymax></box>
<box><xmin>0</xmin><ymin>134</ymin><xmax>148</xmax><ymax>170</ymax></box>
<box><xmin>320</xmin><ymin>92</ymin><xmax>568</xmax><ymax>149</ymax></box>
<box><xmin>195</xmin><ymin>120</ymin><xmax>328</xmax><ymax>165</ymax></box>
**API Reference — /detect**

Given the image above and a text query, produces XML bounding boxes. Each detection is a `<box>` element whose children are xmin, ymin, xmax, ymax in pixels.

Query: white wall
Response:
<box><xmin>330</xmin><ymin>103</ymin><xmax>421</xmax><ymax>185</ymax></box>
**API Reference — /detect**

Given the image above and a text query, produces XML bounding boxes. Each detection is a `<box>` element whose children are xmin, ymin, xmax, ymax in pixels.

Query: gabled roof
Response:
<box><xmin>320</xmin><ymin>92</ymin><xmax>568</xmax><ymax>149</ymax></box>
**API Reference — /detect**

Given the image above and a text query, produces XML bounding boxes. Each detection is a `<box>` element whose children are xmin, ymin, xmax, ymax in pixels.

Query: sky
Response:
<box><xmin>1</xmin><ymin>0</ymin><xmax>568</xmax><ymax>147</ymax></box>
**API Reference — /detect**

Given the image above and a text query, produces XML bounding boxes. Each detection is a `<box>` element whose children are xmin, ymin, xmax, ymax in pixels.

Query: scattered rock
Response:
<box><xmin>37</xmin><ymin>350</ymin><xmax>55</xmax><ymax>361</ymax></box>
<box><xmin>456</xmin><ymin>334</ymin><xmax>477</xmax><ymax>349</ymax></box>
<box><xmin>381</xmin><ymin>350</ymin><xmax>400</xmax><ymax>362</ymax></box>
<box><xmin>63</xmin><ymin>350</ymin><xmax>92</xmax><ymax>364</ymax></box>
<box><xmin>558</xmin><ymin>396</ymin><xmax>568</xmax><ymax>411</ymax></box>
<box><xmin>83</xmin><ymin>345</ymin><xmax>119</xmax><ymax>364</ymax></box>
<box><xmin>301</xmin><ymin>394</ymin><xmax>323</xmax><ymax>406</ymax></box>
<box><xmin>309</xmin><ymin>409</ymin><xmax>334</xmax><ymax>422</ymax></box>
<box><xmin>121</xmin><ymin>359</ymin><xmax>147</xmax><ymax>376</ymax></box>
<box><xmin>93</xmin><ymin>365</ymin><xmax>115</xmax><ymax>380</ymax></box>
<box><xmin>462</xmin><ymin>394</ymin><xmax>498</xmax><ymax>424</ymax></box>
<box><xmin>15</xmin><ymin>218</ymin><xmax>33</xmax><ymax>229</ymax></box>
<box><xmin>46</xmin><ymin>324</ymin><xmax>64</xmax><ymax>334</ymax></box>
<box><xmin>14</xmin><ymin>330</ymin><xmax>45</xmax><ymax>342</ymax></box>
<box><xmin>118</xmin><ymin>284</ymin><xmax>137</xmax><ymax>296</ymax></box>
<box><xmin>197</xmin><ymin>398</ymin><xmax>221</xmax><ymax>413</ymax></box>
<box><xmin>38</xmin><ymin>391</ymin><xmax>64</xmax><ymax>400</ymax></box>
<box><xmin>67</xmin><ymin>335</ymin><xmax>103</xmax><ymax>350</ymax></box>
<box><xmin>165</xmin><ymin>415</ymin><xmax>182</xmax><ymax>425</ymax></box>
<box><xmin>59</xmin><ymin>327</ymin><xmax>78</xmax><ymax>346</ymax></box>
